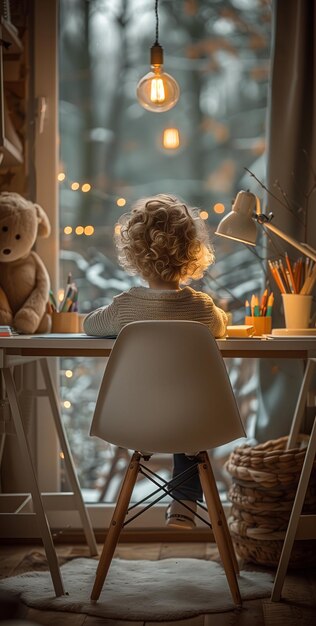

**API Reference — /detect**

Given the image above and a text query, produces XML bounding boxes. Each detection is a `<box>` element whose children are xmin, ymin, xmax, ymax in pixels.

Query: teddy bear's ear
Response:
<box><xmin>34</xmin><ymin>203</ymin><xmax>51</xmax><ymax>238</ymax></box>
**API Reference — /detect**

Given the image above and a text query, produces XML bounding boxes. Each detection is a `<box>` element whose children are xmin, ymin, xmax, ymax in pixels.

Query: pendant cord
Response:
<box><xmin>154</xmin><ymin>0</ymin><xmax>159</xmax><ymax>45</ymax></box>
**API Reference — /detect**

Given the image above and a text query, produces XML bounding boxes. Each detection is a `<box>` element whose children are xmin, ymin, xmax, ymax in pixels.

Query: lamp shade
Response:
<box><xmin>215</xmin><ymin>190</ymin><xmax>257</xmax><ymax>245</ymax></box>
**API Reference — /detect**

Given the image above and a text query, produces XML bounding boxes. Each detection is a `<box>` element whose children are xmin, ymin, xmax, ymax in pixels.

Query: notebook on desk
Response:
<box><xmin>226</xmin><ymin>325</ymin><xmax>255</xmax><ymax>338</ymax></box>
<box><xmin>0</xmin><ymin>326</ymin><xmax>20</xmax><ymax>336</ymax></box>
<box><xmin>271</xmin><ymin>328</ymin><xmax>316</xmax><ymax>336</ymax></box>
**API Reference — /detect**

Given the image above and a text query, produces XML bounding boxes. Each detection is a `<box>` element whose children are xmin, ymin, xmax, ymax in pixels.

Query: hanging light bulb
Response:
<box><xmin>162</xmin><ymin>127</ymin><xmax>180</xmax><ymax>149</ymax></box>
<box><xmin>137</xmin><ymin>0</ymin><xmax>180</xmax><ymax>113</ymax></box>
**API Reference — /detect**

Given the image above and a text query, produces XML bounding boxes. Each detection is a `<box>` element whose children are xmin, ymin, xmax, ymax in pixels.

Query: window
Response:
<box><xmin>58</xmin><ymin>0</ymin><xmax>271</xmax><ymax>503</ymax></box>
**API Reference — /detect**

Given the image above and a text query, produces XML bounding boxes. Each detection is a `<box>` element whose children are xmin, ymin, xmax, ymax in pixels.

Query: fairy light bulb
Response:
<box><xmin>136</xmin><ymin>1</ymin><xmax>180</xmax><ymax>113</ymax></box>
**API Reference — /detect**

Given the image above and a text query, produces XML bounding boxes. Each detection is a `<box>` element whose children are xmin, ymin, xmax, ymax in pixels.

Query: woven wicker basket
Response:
<box><xmin>225</xmin><ymin>435</ymin><xmax>316</xmax><ymax>568</ymax></box>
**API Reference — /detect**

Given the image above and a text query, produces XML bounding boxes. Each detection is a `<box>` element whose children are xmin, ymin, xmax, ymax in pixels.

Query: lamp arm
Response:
<box><xmin>263</xmin><ymin>221</ymin><xmax>316</xmax><ymax>263</ymax></box>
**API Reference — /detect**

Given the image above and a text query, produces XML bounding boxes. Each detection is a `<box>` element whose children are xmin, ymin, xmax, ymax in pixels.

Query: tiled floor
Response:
<box><xmin>0</xmin><ymin>541</ymin><xmax>315</xmax><ymax>625</ymax></box>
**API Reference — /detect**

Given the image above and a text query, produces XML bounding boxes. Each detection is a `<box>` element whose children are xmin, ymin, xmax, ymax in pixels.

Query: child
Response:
<box><xmin>84</xmin><ymin>194</ymin><xmax>228</xmax><ymax>528</ymax></box>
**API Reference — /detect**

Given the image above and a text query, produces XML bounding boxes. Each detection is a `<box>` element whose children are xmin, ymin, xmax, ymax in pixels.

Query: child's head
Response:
<box><xmin>114</xmin><ymin>194</ymin><xmax>215</xmax><ymax>284</ymax></box>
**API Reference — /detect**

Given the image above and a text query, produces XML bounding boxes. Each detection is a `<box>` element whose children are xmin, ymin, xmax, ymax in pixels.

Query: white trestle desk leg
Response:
<box><xmin>287</xmin><ymin>358</ymin><xmax>316</xmax><ymax>450</ymax></box>
<box><xmin>271</xmin><ymin>415</ymin><xmax>316</xmax><ymax>601</ymax></box>
<box><xmin>2</xmin><ymin>367</ymin><xmax>65</xmax><ymax>597</ymax></box>
<box><xmin>39</xmin><ymin>358</ymin><xmax>97</xmax><ymax>555</ymax></box>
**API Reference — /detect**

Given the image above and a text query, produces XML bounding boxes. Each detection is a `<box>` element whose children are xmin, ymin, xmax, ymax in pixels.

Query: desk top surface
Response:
<box><xmin>1</xmin><ymin>333</ymin><xmax>316</xmax><ymax>359</ymax></box>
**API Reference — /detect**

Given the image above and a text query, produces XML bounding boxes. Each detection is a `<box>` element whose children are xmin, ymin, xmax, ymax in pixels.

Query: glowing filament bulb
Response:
<box><xmin>137</xmin><ymin>44</ymin><xmax>179</xmax><ymax>113</ymax></box>
<box><xmin>151</xmin><ymin>77</ymin><xmax>165</xmax><ymax>103</ymax></box>
<box><xmin>163</xmin><ymin>128</ymin><xmax>180</xmax><ymax>149</ymax></box>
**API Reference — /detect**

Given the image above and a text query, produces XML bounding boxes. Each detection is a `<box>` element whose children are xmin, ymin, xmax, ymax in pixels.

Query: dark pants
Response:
<box><xmin>171</xmin><ymin>453</ymin><xmax>203</xmax><ymax>501</ymax></box>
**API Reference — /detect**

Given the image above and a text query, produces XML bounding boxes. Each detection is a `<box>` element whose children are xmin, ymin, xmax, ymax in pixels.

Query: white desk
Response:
<box><xmin>2</xmin><ymin>334</ymin><xmax>316</xmax><ymax>451</ymax></box>
<box><xmin>1</xmin><ymin>333</ymin><xmax>316</xmax><ymax>359</ymax></box>
<box><xmin>1</xmin><ymin>334</ymin><xmax>316</xmax><ymax>597</ymax></box>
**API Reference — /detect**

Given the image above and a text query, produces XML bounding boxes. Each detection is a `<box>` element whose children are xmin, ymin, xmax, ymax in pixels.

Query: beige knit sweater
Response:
<box><xmin>83</xmin><ymin>286</ymin><xmax>228</xmax><ymax>338</ymax></box>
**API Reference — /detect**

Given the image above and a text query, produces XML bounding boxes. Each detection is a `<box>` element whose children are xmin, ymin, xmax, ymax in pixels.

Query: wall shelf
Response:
<box><xmin>0</xmin><ymin>135</ymin><xmax>23</xmax><ymax>165</ymax></box>
<box><xmin>0</xmin><ymin>16</ymin><xmax>23</xmax><ymax>168</ymax></box>
<box><xmin>1</xmin><ymin>16</ymin><xmax>23</xmax><ymax>55</ymax></box>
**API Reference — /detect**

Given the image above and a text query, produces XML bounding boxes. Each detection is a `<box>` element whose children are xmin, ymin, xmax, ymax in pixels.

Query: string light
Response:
<box><xmin>84</xmin><ymin>225</ymin><xmax>94</xmax><ymax>236</ymax></box>
<box><xmin>213</xmin><ymin>203</ymin><xmax>225</xmax><ymax>214</ymax></box>
<box><xmin>63</xmin><ymin>225</ymin><xmax>95</xmax><ymax>237</ymax></box>
<box><xmin>58</xmin><ymin>171</ymin><xmax>92</xmax><ymax>194</ymax></box>
<box><xmin>200</xmin><ymin>210</ymin><xmax>209</xmax><ymax>220</ymax></box>
<box><xmin>65</xmin><ymin>370</ymin><xmax>73</xmax><ymax>378</ymax></box>
<box><xmin>116</xmin><ymin>198</ymin><xmax>126</xmax><ymax>207</ymax></box>
<box><xmin>136</xmin><ymin>0</ymin><xmax>180</xmax><ymax>112</ymax></box>
<box><xmin>63</xmin><ymin>400</ymin><xmax>72</xmax><ymax>408</ymax></box>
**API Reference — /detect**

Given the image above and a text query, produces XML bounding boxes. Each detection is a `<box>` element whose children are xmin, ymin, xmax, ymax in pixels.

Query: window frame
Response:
<box><xmin>34</xmin><ymin>0</ymin><xmax>60</xmax><ymax>493</ymax></box>
<box><xmin>33</xmin><ymin>1</ymin><xmax>164</xmax><ymax>527</ymax></box>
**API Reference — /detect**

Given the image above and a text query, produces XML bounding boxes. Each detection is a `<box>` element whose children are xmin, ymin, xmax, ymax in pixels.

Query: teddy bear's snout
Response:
<box><xmin>2</xmin><ymin>248</ymin><xmax>11</xmax><ymax>255</ymax></box>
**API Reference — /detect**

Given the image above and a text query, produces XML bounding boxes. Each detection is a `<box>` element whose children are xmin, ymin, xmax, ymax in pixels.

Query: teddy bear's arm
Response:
<box><xmin>13</xmin><ymin>253</ymin><xmax>50</xmax><ymax>334</ymax></box>
<box><xmin>0</xmin><ymin>285</ymin><xmax>13</xmax><ymax>325</ymax></box>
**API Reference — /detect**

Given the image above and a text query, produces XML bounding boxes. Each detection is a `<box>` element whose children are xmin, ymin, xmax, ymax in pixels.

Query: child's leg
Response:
<box><xmin>166</xmin><ymin>454</ymin><xmax>202</xmax><ymax>529</ymax></box>
<box><xmin>170</xmin><ymin>453</ymin><xmax>203</xmax><ymax>501</ymax></box>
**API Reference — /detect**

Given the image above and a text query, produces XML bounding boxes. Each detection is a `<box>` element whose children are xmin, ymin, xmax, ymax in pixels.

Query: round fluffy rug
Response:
<box><xmin>0</xmin><ymin>557</ymin><xmax>273</xmax><ymax>621</ymax></box>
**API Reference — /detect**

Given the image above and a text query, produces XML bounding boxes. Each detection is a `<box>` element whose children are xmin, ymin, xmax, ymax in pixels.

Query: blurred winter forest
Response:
<box><xmin>58</xmin><ymin>0</ymin><xmax>271</xmax><ymax>501</ymax></box>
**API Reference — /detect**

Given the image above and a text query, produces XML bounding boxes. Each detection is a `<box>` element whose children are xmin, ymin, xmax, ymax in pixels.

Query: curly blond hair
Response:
<box><xmin>114</xmin><ymin>194</ymin><xmax>215</xmax><ymax>284</ymax></box>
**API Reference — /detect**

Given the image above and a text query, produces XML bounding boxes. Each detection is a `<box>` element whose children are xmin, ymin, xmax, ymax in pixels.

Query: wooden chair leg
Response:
<box><xmin>91</xmin><ymin>451</ymin><xmax>141</xmax><ymax>602</ymax></box>
<box><xmin>198</xmin><ymin>451</ymin><xmax>242</xmax><ymax>607</ymax></box>
<box><xmin>98</xmin><ymin>446</ymin><xmax>131</xmax><ymax>502</ymax></box>
<box><xmin>198</xmin><ymin>451</ymin><xmax>239</xmax><ymax>574</ymax></box>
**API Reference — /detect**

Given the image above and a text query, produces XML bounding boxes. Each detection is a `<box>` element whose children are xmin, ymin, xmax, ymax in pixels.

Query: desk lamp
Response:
<box><xmin>215</xmin><ymin>190</ymin><xmax>316</xmax><ymax>263</ymax></box>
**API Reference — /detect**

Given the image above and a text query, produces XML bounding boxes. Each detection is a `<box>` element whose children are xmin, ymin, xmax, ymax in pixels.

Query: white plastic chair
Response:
<box><xmin>89</xmin><ymin>320</ymin><xmax>246</xmax><ymax>605</ymax></box>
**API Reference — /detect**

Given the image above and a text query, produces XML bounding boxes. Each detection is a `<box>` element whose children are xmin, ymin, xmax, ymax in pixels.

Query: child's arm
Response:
<box><xmin>210</xmin><ymin>305</ymin><xmax>228</xmax><ymax>338</ymax></box>
<box><xmin>193</xmin><ymin>289</ymin><xmax>228</xmax><ymax>338</ymax></box>
<box><xmin>83</xmin><ymin>299</ymin><xmax>119</xmax><ymax>336</ymax></box>
<box><xmin>198</xmin><ymin>291</ymin><xmax>227</xmax><ymax>338</ymax></box>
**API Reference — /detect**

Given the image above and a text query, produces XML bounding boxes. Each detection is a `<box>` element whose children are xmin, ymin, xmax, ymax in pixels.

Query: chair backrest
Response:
<box><xmin>90</xmin><ymin>320</ymin><xmax>246</xmax><ymax>454</ymax></box>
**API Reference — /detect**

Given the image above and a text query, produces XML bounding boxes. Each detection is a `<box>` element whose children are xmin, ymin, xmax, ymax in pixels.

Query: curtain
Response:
<box><xmin>267</xmin><ymin>0</ymin><xmax>316</xmax><ymax>248</ymax></box>
<box><xmin>255</xmin><ymin>0</ymin><xmax>316</xmax><ymax>442</ymax></box>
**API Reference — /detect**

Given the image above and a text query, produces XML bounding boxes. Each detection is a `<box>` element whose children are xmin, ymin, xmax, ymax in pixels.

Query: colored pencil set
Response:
<box><xmin>49</xmin><ymin>273</ymin><xmax>79</xmax><ymax>313</ymax></box>
<box><xmin>268</xmin><ymin>254</ymin><xmax>316</xmax><ymax>295</ymax></box>
<box><xmin>245</xmin><ymin>289</ymin><xmax>274</xmax><ymax>317</ymax></box>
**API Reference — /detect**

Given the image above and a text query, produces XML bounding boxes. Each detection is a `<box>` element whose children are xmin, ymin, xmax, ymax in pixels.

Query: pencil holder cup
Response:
<box><xmin>245</xmin><ymin>316</ymin><xmax>272</xmax><ymax>336</ymax></box>
<box><xmin>51</xmin><ymin>312</ymin><xmax>79</xmax><ymax>333</ymax></box>
<box><xmin>282</xmin><ymin>294</ymin><xmax>312</xmax><ymax>329</ymax></box>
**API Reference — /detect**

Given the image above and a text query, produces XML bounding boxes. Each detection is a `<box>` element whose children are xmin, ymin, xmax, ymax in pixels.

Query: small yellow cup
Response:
<box><xmin>245</xmin><ymin>316</ymin><xmax>272</xmax><ymax>336</ymax></box>
<box><xmin>51</xmin><ymin>312</ymin><xmax>79</xmax><ymax>333</ymax></box>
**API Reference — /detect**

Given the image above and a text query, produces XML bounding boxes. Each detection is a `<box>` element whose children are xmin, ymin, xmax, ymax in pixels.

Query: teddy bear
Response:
<box><xmin>0</xmin><ymin>191</ymin><xmax>52</xmax><ymax>334</ymax></box>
